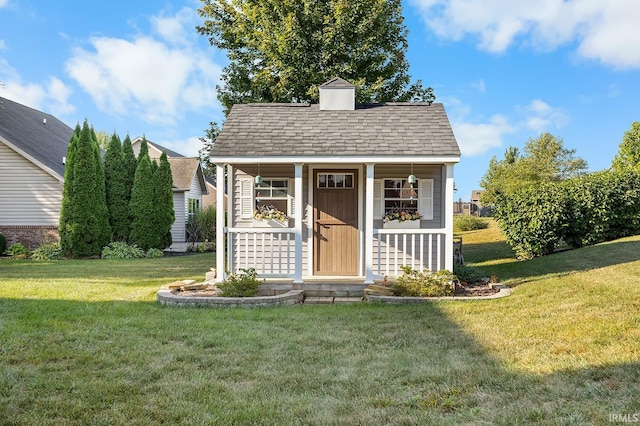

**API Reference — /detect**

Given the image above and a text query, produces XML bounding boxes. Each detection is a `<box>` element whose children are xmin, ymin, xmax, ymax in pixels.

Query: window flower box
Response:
<box><xmin>253</xmin><ymin>205</ymin><xmax>288</xmax><ymax>227</ymax></box>
<box><xmin>383</xmin><ymin>219</ymin><xmax>421</xmax><ymax>229</ymax></box>
<box><xmin>252</xmin><ymin>218</ymin><xmax>289</xmax><ymax>228</ymax></box>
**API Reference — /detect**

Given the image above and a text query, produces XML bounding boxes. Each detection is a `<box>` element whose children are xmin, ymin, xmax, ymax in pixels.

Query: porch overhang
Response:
<box><xmin>211</xmin><ymin>155</ymin><xmax>461</xmax><ymax>165</ymax></box>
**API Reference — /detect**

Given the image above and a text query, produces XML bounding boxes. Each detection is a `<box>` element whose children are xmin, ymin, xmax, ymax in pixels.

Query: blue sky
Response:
<box><xmin>2</xmin><ymin>0</ymin><xmax>639</xmax><ymax>200</ymax></box>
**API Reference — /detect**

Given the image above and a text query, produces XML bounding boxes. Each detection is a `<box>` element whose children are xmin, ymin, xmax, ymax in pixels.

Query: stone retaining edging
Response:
<box><xmin>365</xmin><ymin>284</ymin><xmax>512</xmax><ymax>303</ymax></box>
<box><xmin>157</xmin><ymin>289</ymin><xmax>305</xmax><ymax>308</ymax></box>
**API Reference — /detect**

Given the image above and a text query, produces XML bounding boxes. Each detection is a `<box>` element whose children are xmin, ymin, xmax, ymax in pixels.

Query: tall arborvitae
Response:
<box><xmin>129</xmin><ymin>137</ymin><xmax>157</xmax><ymax>250</ymax></box>
<box><xmin>59</xmin><ymin>124</ymin><xmax>81</xmax><ymax>255</ymax></box>
<box><xmin>104</xmin><ymin>133</ymin><xmax>130</xmax><ymax>241</ymax></box>
<box><xmin>59</xmin><ymin>120</ymin><xmax>111</xmax><ymax>257</ymax></box>
<box><xmin>121</xmin><ymin>135</ymin><xmax>137</xmax><ymax>241</ymax></box>
<box><xmin>155</xmin><ymin>152</ymin><xmax>175</xmax><ymax>249</ymax></box>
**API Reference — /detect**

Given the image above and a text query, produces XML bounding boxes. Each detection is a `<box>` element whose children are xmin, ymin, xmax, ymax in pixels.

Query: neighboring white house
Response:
<box><xmin>210</xmin><ymin>77</ymin><xmax>461</xmax><ymax>284</ymax></box>
<box><xmin>0</xmin><ymin>97</ymin><xmax>72</xmax><ymax>248</ymax></box>
<box><xmin>131</xmin><ymin>138</ymin><xmax>208</xmax><ymax>247</ymax></box>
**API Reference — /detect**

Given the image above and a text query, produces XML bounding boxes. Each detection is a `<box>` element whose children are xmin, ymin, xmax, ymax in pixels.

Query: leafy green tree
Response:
<box><xmin>104</xmin><ymin>133</ymin><xmax>131</xmax><ymax>241</ymax></box>
<box><xmin>59</xmin><ymin>120</ymin><xmax>111</xmax><ymax>257</ymax></box>
<box><xmin>197</xmin><ymin>0</ymin><xmax>433</xmax><ymax>114</ymax></box>
<box><xmin>129</xmin><ymin>137</ymin><xmax>158</xmax><ymax>250</ymax></box>
<box><xmin>611</xmin><ymin>122</ymin><xmax>640</xmax><ymax>174</ymax></box>
<box><xmin>155</xmin><ymin>152</ymin><xmax>175</xmax><ymax>249</ymax></box>
<box><xmin>481</xmin><ymin>133</ymin><xmax>587</xmax><ymax>205</ymax></box>
<box><xmin>198</xmin><ymin>121</ymin><xmax>220</xmax><ymax>178</ymax></box>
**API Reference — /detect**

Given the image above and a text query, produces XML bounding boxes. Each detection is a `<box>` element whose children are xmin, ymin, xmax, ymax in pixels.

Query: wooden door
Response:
<box><xmin>313</xmin><ymin>170</ymin><xmax>359</xmax><ymax>275</ymax></box>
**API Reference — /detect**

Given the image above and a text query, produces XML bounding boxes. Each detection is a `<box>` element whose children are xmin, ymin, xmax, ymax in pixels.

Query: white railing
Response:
<box><xmin>226</xmin><ymin>227</ymin><xmax>296</xmax><ymax>277</ymax></box>
<box><xmin>373</xmin><ymin>228</ymin><xmax>445</xmax><ymax>277</ymax></box>
<box><xmin>226</xmin><ymin>227</ymin><xmax>445</xmax><ymax>280</ymax></box>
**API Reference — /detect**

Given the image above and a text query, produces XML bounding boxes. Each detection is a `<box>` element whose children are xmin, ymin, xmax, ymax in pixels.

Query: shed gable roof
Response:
<box><xmin>0</xmin><ymin>96</ymin><xmax>72</xmax><ymax>179</ymax></box>
<box><xmin>212</xmin><ymin>102</ymin><xmax>460</xmax><ymax>158</ymax></box>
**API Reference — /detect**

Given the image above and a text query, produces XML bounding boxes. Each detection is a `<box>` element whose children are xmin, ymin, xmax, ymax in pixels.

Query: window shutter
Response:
<box><xmin>240</xmin><ymin>178</ymin><xmax>253</xmax><ymax>219</ymax></box>
<box><xmin>419</xmin><ymin>179</ymin><xmax>434</xmax><ymax>220</ymax></box>
<box><xmin>373</xmin><ymin>180</ymin><xmax>382</xmax><ymax>219</ymax></box>
<box><xmin>288</xmin><ymin>178</ymin><xmax>295</xmax><ymax>218</ymax></box>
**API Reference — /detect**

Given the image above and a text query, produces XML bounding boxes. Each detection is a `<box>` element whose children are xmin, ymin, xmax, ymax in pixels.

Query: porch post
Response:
<box><xmin>444</xmin><ymin>163</ymin><xmax>455</xmax><ymax>271</ymax></box>
<box><xmin>215</xmin><ymin>163</ymin><xmax>226</xmax><ymax>283</ymax></box>
<box><xmin>293</xmin><ymin>163</ymin><xmax>304</xmax><ymax>284</ymax></box>
<box><xmin>365</xmin><ymin>163</ymin><xmax>375</xmax><ymax>284</ymax></box>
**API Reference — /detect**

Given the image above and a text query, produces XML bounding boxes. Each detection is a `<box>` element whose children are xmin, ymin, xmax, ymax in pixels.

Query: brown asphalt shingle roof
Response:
<box><xmin>211</xmin><ymin>102</ymin><xmax>460</xmax><ymax>158</ymax></box>
<box><xmin>167</xmin><ymin>157</ymin><xmax>202</xmax><ymax>191</ymax></box>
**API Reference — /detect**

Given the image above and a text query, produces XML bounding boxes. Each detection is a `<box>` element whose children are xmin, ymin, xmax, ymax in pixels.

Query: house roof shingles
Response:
<box><xmin>211</xmin><ymin>102</ymin><xmax>461</xmax><ymax>158</ymax></box>
<box><xmin>0</xmin><ymin>96</ymin><xmax>72</xmax><ymax>178</ymax></box>
<box><xmin>167</xmin><ymin>157</ymin><xmax>205</xmax><ymax>191</ymax></box>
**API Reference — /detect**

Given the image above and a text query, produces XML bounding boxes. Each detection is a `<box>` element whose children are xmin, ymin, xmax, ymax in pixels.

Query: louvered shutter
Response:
<box><xmin>240</xmin><ymin>178</ymin><xmax>254</xmax><ymax>219</ymax></box>
<box><xmin>288</xmin><ymin>178</ymin><xmax>295</xmax><ymax>218</ymax></box>
<box><xmin>419</xmin><ymin>179</ymin><xmax>434</xmax><ymax>220</ymax></box>
<box><xmin>373</xmin><ymin>180</ymin><xmax>383</xmax><ymax>219</ymax></box>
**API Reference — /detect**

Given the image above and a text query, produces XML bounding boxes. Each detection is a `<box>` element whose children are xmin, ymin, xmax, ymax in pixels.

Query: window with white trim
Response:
<box><xmin>384</xmin><ymin>178</ymin><xmax>419</xmax><ymax>215</ymax></box>
<box><xmin>255</xmin><ymin>179</ymin><xmax>288</xmax><ymax>215</ymax></box>
<box><xmin>374</xmin><ymin>178</ymin><xmax>434</xmax><ymax>220</ymax></box>
<box><xmin>188</xmin><ymin>198</ymin><xmax>200</xmax><ymax>219</ymax></box>
<box><xmin>317</xmin><ymin>173</ymin><xmax>354</xmax><ymax>189</ymax></box>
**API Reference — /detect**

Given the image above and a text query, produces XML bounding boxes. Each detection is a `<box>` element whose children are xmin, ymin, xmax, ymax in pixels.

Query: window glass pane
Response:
<box><xmin>318</xmin><ymin>174</ymin><xmax>326</xmax><ymax>188</ymax></box>
<box><xmin>385</xmin><ymin>179</ymin><xmax>401</xmax><ymax>189</ymax></box>
<box><xmin>385</xmin><ymin>189</ymin><xmax>400</xmax><ymax>198</ymax></box>
<box><xmin>272</xmin><ymin>189</ymin><xmax>288</xmax><ymax>198</ymax></box>
<box><xmin>327</xmin><ymin>174</ymin><xmax>335</xmax><ymax>188</ymax></box>
<box><xmin>345</xmin><ymin>174</ymin><xmax>353</xmax><ymax>188</ymax></box>
<box><xmin>272</xmin><ymin>180</ymin><xmax>287</xmax><ymax>188</ymax></box>
<box><xmin>335</xmin><ymin>174</ymin><xmax>344</xmax><ymax>188</ymax></box>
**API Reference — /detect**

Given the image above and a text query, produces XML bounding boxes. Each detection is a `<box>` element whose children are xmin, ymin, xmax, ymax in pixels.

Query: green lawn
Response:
<box><xmin>1</xmin><ymin>229</ymin><xmax>639</xmax><ymax>425</ymax></box>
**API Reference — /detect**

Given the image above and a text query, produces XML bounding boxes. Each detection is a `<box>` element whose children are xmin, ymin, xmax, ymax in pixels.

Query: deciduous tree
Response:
<box><xmin>481</xmin><ymin>133</ymin><xmax>587</xmax><ymax>205</ymax></box>
<box><xmin>611</xmin><ymin>122</ymin><xmax>640</xmax><ymax>174</ymax></box>
<box><xmin>197</xmin><ymin>0</ymin><xmax>433</xmax><ymax>114</ymax></box>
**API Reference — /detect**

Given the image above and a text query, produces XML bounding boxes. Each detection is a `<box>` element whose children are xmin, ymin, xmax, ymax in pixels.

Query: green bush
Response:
<box><xmin>31</xmin><ymin>242</ymin><xmax>64</xmax><ymax>260</ymax></box>
<box><xmin>0</xmin><ymin>233</ymin><xmax>6</xmax><ymax>255</ymax></box>
<box><xmin>454</xmin><ymin>215</ymin><xmax>489</xmax><ymax>232</ymax></box>
<box><xmin>453</xmin><ymin>263</ymin><xmax>485</xmax><ymax>284</ymax></box>
<box><xmin>145</xmin><ymin>248</ymin><xmax>164</xmax><ymax>258</ymax></box>
<box><xmin>217</xmin><ymin>268</ymin><xmax>263</xmax><ymax>297</ymax></box>
<box><xmin>391</xmin><ymin>266</ymin><xmax>455</xmax><ymax>297</ymax></box>
<box><xmin>494</xmin><ymin>182</ymin><xmax>567</xmax><ymax>259</ymax></box>
<box><xmin>101</xmin><ymin>242</ymin><xmax>145</xmax><ymax>259</ymax></box>
<box><xmin>6</xmin><ymin>243</ymin><xmax>30</xmax><ymax>259</ymax></box>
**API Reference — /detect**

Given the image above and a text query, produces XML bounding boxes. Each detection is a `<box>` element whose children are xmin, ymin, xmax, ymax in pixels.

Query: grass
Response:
<box><xmin>1</xmin><ymin>230</ymin><xmax>640</xmax><ymax>424</ymax></box>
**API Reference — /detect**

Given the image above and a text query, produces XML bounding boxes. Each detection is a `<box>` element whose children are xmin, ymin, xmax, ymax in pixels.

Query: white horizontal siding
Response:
<box><xmin>0</xmin><ymin>142</ymin><xmax>62</xmax><ymax>225</ymax></box>
<box><xmin>172</xmin><ymin>192</ymin><xmax>186</xmax><ymax>243</ymax></box>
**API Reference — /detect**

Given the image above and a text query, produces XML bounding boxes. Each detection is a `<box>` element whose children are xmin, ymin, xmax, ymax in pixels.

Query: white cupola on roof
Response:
<box><xmin>319</xmin><ymin>77</ymin><xmax>355</xmax><ymax>111</ymax></box>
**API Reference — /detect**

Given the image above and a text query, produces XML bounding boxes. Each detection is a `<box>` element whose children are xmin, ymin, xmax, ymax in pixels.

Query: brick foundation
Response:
<box><xmin>0</xmin><ymin>226</ymin><xmax>59</xmax><ymax>250</ymax></box>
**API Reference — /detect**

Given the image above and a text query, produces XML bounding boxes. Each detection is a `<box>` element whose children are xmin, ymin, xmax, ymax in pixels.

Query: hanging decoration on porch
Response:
<box><xmin>255</xmin><ymin>164</ymin><xmax>263</xmax><ymax>185</ymax></box>
<box><xmin>408</xmin><ymin>164</ymin><xmax>417</xmax><ymax>202</ymax></box>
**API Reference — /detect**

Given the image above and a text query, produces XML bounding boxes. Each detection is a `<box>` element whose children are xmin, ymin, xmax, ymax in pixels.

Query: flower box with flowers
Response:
<box><xmin>253</xmin><ymin>206</ymin><xmax>289</xmax><ymax>227</ymax></box>
<box><xmin>382</xmin><ymin>211</ymin><xmax>422</xmax><ymax>229</ymax></box>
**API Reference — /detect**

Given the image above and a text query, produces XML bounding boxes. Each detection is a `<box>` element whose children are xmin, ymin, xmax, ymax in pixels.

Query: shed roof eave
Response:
<box><xmin>210</xmin><ymin>155</ymin><xmax>461</xmax><ymax>165</ymax></box>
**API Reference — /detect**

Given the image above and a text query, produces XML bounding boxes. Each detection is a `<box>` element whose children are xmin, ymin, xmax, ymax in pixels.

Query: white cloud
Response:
<box><xmin>445</xmin><ymin>95</ymin><xmax>570</xmax><ymax>156</ymax></box>
<box><xmin>0</xmin><ymin>40</ymin><xmax>5</xmax><ymax>50</ymax></box>
<box><xmin>453</xmin><ymin>115</ymin><xmax>516</xmax><ymax>156</ymax></box>
<box><xmin>65</xmin><ymin>8</ymin><xmax>221</xmax><ymax>126</ymax></box>
<box><xmin>519</xmin><ymin>99</ymin><xmax>568</xmax><ymax>132</ymax></box>
<box><xmin>0</xmin><ymin>0</ymin><xmax>8</xmax><ymax>8</ymax></box>
<box><xmin>151</xmin><ymin>7</ymin><xmax>195</xmax><ymax>46</ymax></box>
<box><xmin>0</xmin><ymin>59</ymin><xmax>75</xmax><ymax>116</ymax></box>
<box><xmin>470</xmin><ymin>79</ymin><xmax>486</xmax><ymax>93</ymax></box>
<box><xmin>444</xmin><ymin>96</ymin><xmax>517</xmax><ymax>156</ymax></box>
<box><xmin>410</xmin><ymin>0</ymin><xmax>640</xmax><ymax>68</ymax></box>
<box><xmin>158</xmin><ymin>136</ymin><xmax>202</xmax><ymax>158</ymax></box>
